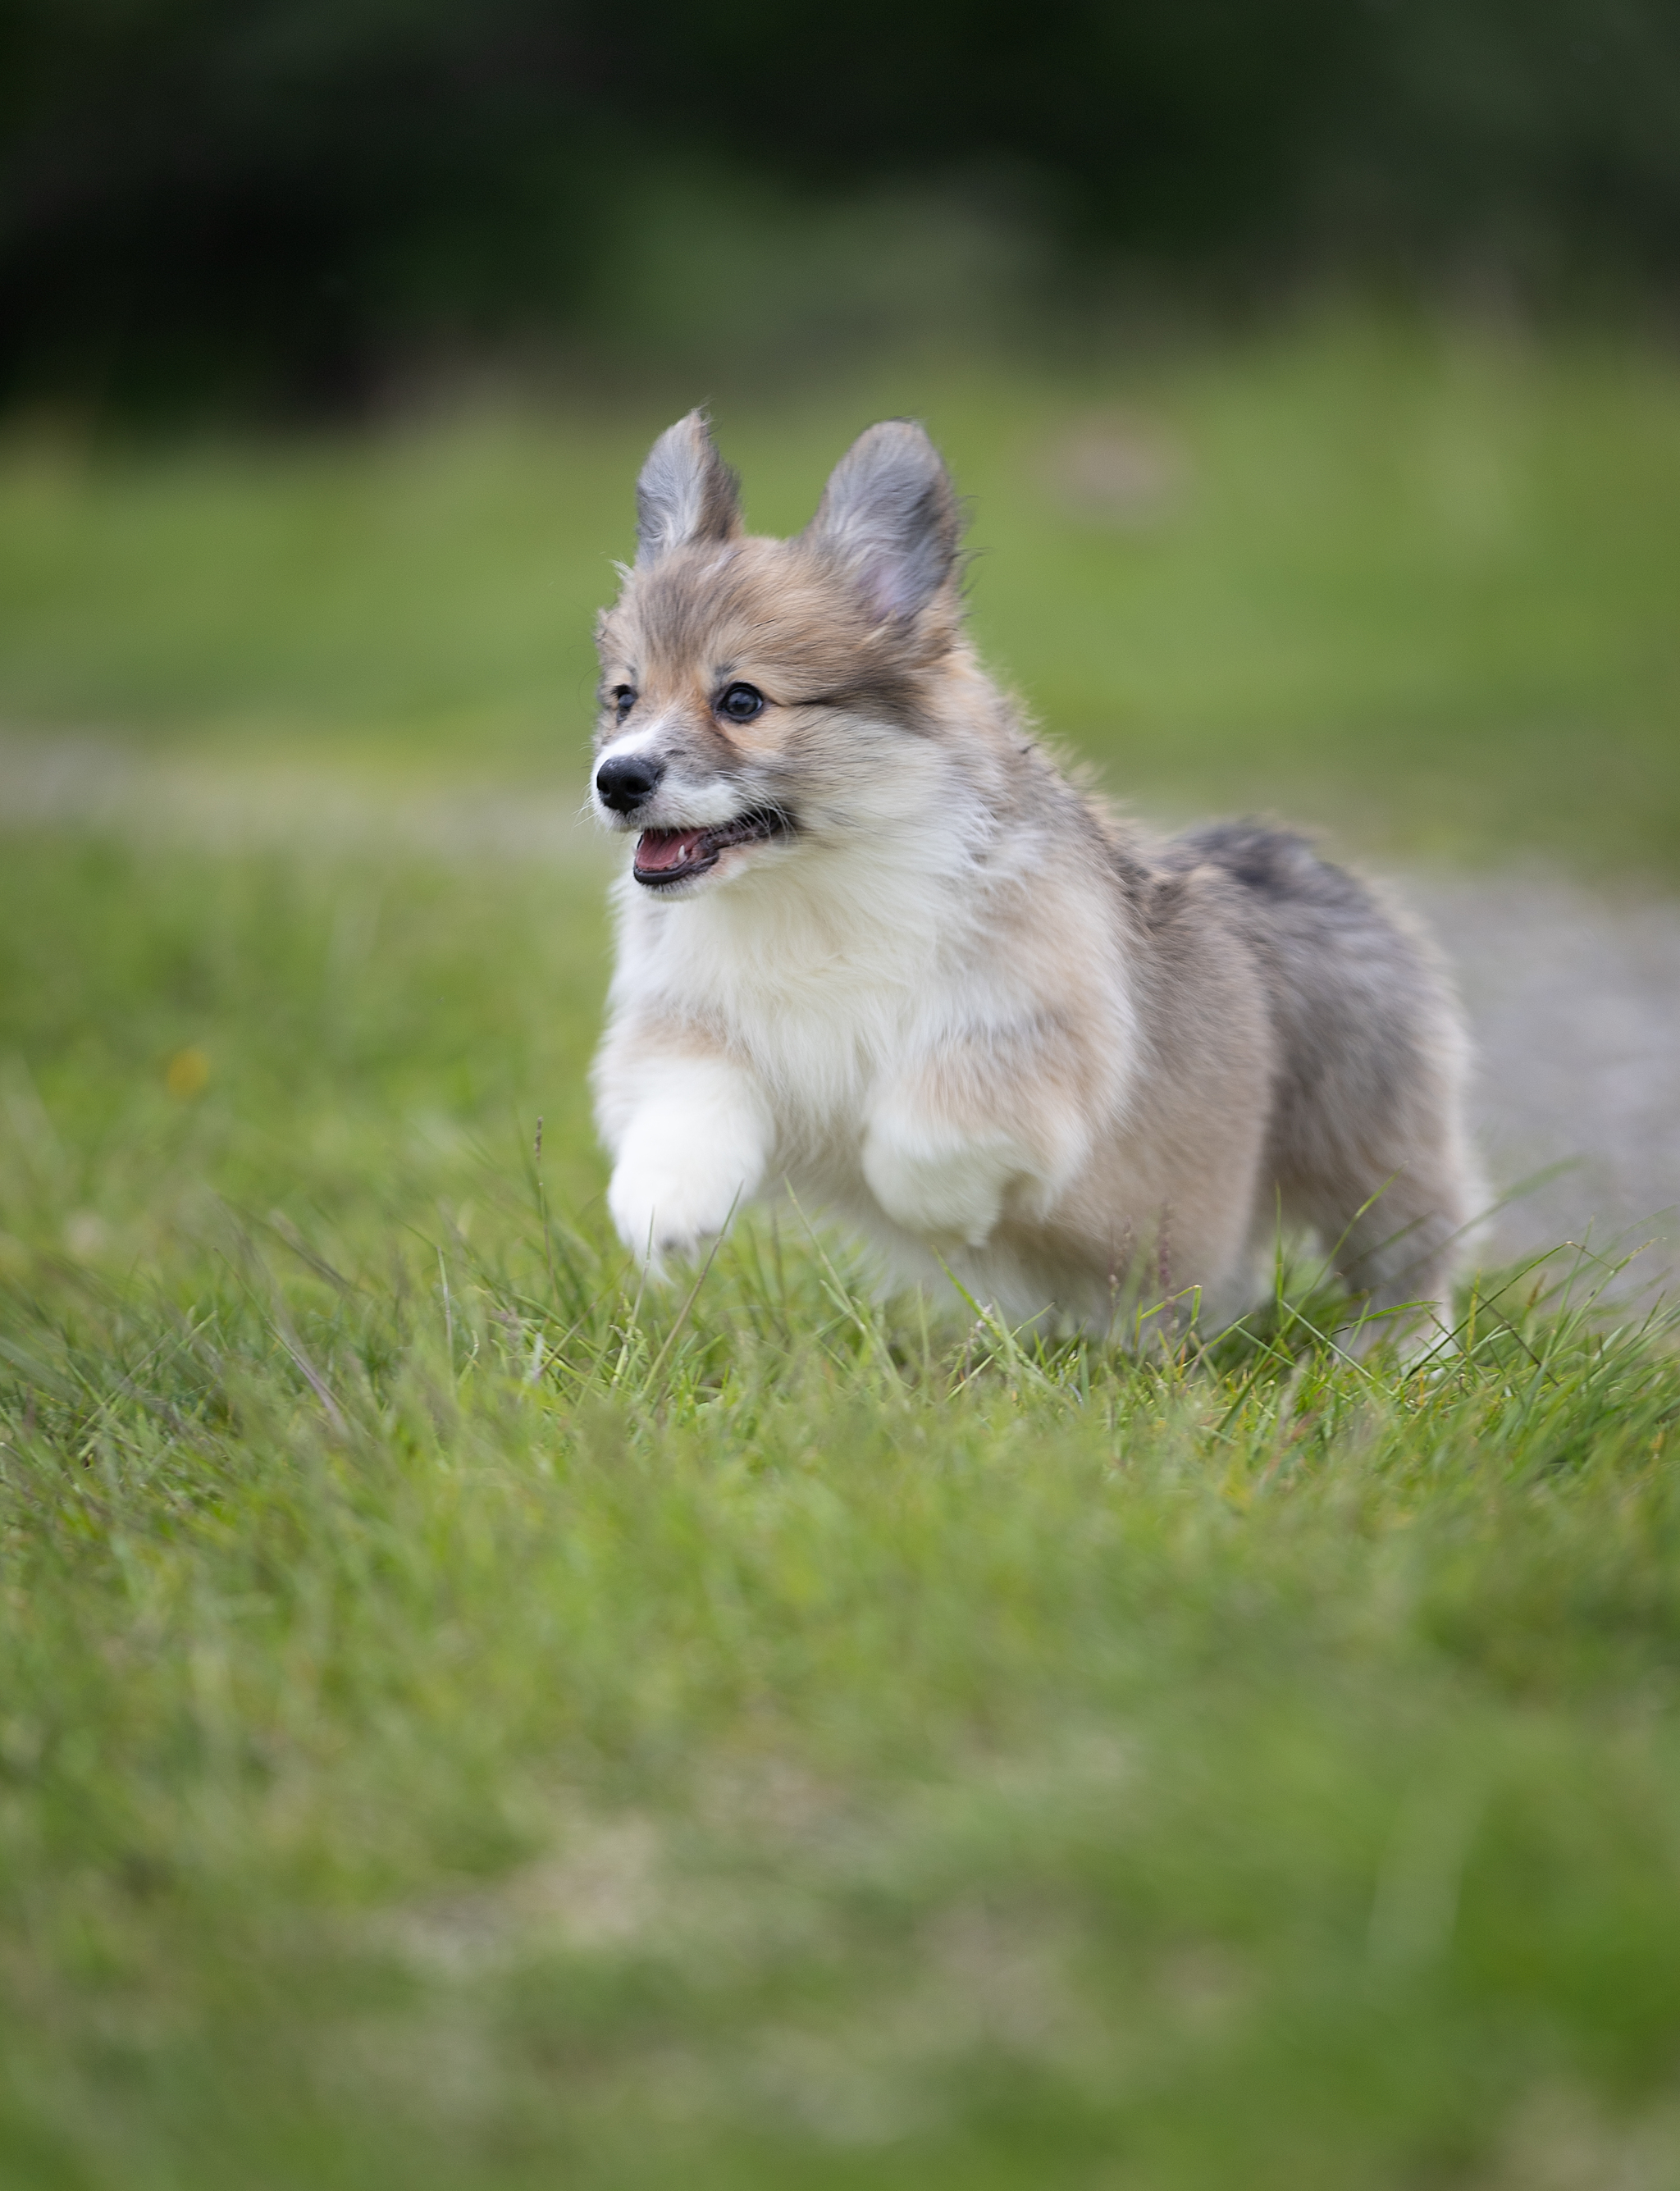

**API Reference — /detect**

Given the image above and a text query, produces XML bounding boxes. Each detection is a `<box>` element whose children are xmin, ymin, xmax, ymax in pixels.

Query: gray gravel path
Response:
<box><xmin>5</xmin><ymin>733</ymin><xmax>1678</xmax><ymax>1296</ymax></box>
<box><xmin>1408</xmin><ymin>874</ymin><xmax>1680</xmax><ymax>1296</ymax></box>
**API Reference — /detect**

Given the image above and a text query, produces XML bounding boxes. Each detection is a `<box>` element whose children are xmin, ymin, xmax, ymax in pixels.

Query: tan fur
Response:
<box><xmin>588</xmin><ymin>412</ymin><xmax>1479</xmax><ymax>1349</ymax></box>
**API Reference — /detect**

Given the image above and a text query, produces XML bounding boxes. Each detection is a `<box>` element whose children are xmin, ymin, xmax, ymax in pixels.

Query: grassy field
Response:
<box><xmin>3</xmin><ymin>316</ymin><xmax>1680</xmax><ymax>2186</ymax></box>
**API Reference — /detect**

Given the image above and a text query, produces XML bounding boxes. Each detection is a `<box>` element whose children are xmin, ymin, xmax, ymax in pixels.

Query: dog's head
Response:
<box><xmin>591</xmin><ymin>411</ymin><xmax>965</xmax><ymax>896</ymax></box>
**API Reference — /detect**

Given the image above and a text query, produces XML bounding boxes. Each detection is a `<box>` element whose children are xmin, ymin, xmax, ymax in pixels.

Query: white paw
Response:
<box><xmin>861</xmin><ymin>1112</ymin><xmax>1026</xmax><ymax>1248</ymax></box>
<box><xmin>608</xmin><ymin>1158</ymin><xmax>745</xmax><ymax>1272</ymax></box>
<box><xmin>604</xmin><ymin>1071</ymin><xmax>771</xmax><ymax>1275</ymax></box>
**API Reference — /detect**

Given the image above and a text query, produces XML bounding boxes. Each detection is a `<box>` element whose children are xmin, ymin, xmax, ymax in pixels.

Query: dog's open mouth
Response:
<box><xmin>633</xmin><ymin>808</ymin><xmax>788</xmax><ymax>887</ymax></box>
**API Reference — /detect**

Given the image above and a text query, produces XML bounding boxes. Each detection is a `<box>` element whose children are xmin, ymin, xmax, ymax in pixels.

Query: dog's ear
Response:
<box><xmin>634</xmin><ymin>411</ymin><xmax>742</xmax><ymax>564</ymax></box>
<box><xmin>803</xmin><ymin>420</ymin><xmax>961</xmax><ymax>622</ymax></box>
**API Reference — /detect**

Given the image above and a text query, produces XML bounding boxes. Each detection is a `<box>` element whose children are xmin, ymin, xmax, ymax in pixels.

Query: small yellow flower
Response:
<box><xmin>166</xmin><ymin>1048</ymin><xmax>211</xmax><ymax>1099</ymax></box>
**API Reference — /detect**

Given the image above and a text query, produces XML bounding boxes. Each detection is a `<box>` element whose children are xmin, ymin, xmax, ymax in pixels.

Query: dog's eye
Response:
<box><xmin>610</xmin><ymin>686</ymin><xmax>636</xmax><ymax>722</ymax></box>
<box><xmin>716</xmin><ymin>682</ymin><xmax>765</xmax><ymax>723</ymax></box>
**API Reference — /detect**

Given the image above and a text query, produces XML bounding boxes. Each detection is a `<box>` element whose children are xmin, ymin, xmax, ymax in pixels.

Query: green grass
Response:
<box><xmin>2</xmin><ymin>827</ymin><xmax>1679</xmax><ymax>2189</ymax></box>
<box><xmin>2</xmin><ymin>311</ymin><xmax>1679</xmax><ymax>876</ymax></box>
<box><xmin>3</xmin><ymin>316</ymin><xmax>1680</xmax><ymax>2183</ymax></box>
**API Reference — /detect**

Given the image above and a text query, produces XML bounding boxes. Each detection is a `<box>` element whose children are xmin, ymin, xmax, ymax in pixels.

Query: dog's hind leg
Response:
<box><xmin>1260</xmin><ymin>959</ymin><xmax>1480</xmax><ymax>1359</ymax></box>
<box><xmin>1170</xmin><ymin>827</ymin><xmax>1480</xmax><ymax>1361</ymax></box>
<box><xmin>1302</xmin><ymin>1157</ymin><xmax>1472</xmax><ymax>1358</ymax></box>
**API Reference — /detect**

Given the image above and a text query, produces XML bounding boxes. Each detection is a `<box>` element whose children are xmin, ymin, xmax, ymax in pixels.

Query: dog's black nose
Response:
<box><xmin>596</xmin><ymin>754</ymin><xmax>664</xmax><ymax>814</ymax></box>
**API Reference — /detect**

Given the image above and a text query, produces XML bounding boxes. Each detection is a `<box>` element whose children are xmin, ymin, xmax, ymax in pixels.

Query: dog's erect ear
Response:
<box><xmin>803</xmin><ymin>420</ymin><xmax>961</xmax><ymax>622</ymax></box>
<box><xmin>634</xmin><ymin>411</ymin><xmax>742</xmax><ymax>564</ymax></box>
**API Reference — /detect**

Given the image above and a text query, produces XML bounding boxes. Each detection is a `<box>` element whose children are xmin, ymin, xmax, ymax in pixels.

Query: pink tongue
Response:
<box><xmin>636</xmin><ymin>828</ymin><xmax>706</xmax><ymax>874</ymax></box>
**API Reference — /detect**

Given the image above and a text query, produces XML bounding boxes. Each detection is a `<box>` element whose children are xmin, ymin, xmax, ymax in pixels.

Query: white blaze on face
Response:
<box><xmin>595</xmin><ymin>721</ymin><xmax>668</xmax><ymax>771</ymax></box>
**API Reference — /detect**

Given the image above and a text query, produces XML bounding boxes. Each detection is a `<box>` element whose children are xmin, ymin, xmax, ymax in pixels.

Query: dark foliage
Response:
<box><xmin>2</xmin><ymin>0</ymin><xmax>1678</xmax><ymax>413</ymax></box>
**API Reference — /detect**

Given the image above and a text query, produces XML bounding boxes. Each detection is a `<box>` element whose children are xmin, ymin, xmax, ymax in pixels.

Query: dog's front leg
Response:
<box><xmin>861</xmin><ymin>1097</ymin><xmax>1038</xmax><ymax>1251</ymax></box>
<box><xmin>601</xmin><ymin>1053</ymin><xmax>772</xmax><ymax>1273</ymax></box>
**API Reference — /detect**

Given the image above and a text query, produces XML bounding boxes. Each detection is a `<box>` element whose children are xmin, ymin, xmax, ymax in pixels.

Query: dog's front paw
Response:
<box><xmin>861</xmin><ymin>1112</ymin><xmax>1025</xmax><ymax>1249</ymax></box>
<box><xmin>599</xmin><ymin>1061</ymin><xmax>772</xmax><ymax>1276</ymax></box>
<box><xmin>607</xmin><ymin>1158</ymin><xmax>745</xmax><ymax>1272</ymax></box>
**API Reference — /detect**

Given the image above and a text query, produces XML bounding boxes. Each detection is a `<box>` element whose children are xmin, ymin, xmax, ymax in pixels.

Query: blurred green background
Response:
<box><xmin>2</xmin><ymin>1</ymin><xmax>1680</xmax><ymax>873</ymax></box>
<box><xmin>5</xmin><ymin>0</ymin><xmax>1680</xmax><ymax>416</ymax></box>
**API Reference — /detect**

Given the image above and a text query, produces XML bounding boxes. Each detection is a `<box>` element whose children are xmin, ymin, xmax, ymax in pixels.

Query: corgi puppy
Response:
<box><xmin>589</xmin><ymin>411</ymin><xmax>1477</xmax><ymax>1344</ymax></box>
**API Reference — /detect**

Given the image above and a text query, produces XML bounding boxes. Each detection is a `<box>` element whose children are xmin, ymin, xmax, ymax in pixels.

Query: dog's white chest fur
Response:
<box><xmin>621</xmin><ymin>838</ymin><xmax>947</xmax><ymax>1090</ymax></box>
<box><xmin>595</xmin><ymin>803</ymin><xmax>1135</xmax><ymax>1301</ymax></box>
<box><xmin>611</xmin><ymin>829</ymin><xmax>1032</xmax><ymax>1130</ymax></box>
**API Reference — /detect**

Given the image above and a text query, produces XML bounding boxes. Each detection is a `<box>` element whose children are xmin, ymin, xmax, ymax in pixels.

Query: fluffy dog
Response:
<box><xmin>589</xmin><ymin>410</ymin><xmax>1477</xmax><ymax>1344</ymax></box>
